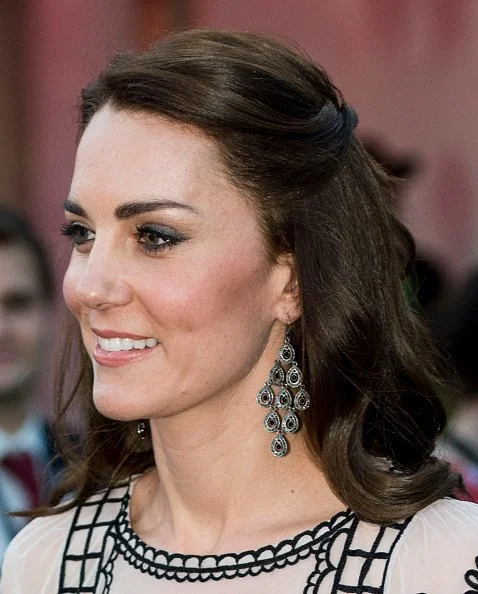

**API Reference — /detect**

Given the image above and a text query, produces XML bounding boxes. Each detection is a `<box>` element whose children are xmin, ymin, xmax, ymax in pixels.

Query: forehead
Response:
<box><xmin>0</xmin><ymin>243</ymin><xmax>41</xmax><ymax>292</ymax></box>
<box><xmin>71</xmin><ymin>107</ymin><xmax>227</xmax><ymax>206</ymax></box>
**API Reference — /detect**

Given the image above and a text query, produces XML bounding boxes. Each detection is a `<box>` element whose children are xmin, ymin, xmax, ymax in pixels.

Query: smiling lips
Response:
<box><xmin>92</xmin><ymin>331</ymin><xmax>159</xmax><ymax>367</ymax></box>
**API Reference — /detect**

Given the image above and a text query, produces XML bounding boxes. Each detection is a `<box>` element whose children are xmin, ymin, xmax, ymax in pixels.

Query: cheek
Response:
<box><xmin>139</xmin><ymin>253</ymin><xmax>271</xmax><ymax>331</ymax></box>
<box><xmin>63</xmin><ymin>264</ymin><xmax>81</xmax><ymax>318</ymax></box>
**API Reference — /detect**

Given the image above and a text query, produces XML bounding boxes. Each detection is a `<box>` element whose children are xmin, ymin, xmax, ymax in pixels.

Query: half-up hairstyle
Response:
<box><xmin>44</xmin><ymin>29</ymin><xmax>459</xmax><ymax>524</ymax></box>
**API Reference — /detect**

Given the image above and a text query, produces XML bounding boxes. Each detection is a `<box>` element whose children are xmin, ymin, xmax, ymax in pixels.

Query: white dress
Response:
<box><xmin>1</xmin><ymin>477</ymin><xmax>478</xmax><ymax>593</ymax></box>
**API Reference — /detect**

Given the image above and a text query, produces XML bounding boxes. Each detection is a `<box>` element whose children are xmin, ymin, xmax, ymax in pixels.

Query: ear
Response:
<box><xmin>273</xmin><ymin>253</ymin><xmax>301</xmax><ymax>324</ymax></box>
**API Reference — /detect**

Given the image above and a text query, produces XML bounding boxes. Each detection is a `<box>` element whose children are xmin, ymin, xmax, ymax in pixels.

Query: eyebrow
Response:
<box><xmin>63</xmin><ymin>198</ymin><xmax>201</xmax><ymax>219</ymax></box>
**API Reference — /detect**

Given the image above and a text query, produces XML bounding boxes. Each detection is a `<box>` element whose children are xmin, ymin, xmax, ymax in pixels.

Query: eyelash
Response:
<box><xmin>133</xmin><ymin>224</ymin><xmax>185</xmax><ymax>253</ymax></box>
<box><xmin>60</xmin><ymin>223</ymin><xmax>186</xmax><ymax>254</ymax></box>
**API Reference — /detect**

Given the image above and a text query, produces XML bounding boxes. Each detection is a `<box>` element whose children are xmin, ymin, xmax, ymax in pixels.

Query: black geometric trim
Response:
<box><xmin>97</xmin><ymin>531</ymin><xmax>119</xmax><ymax>593</ymax></box>
<box><xmin>304</xmin><ymin>513</ymin><xmax>412</xmax><ymax>593</ymax></box>
<box><xmin>113</xmin><ymin>491</ymin><xmax>354</xmax><ymax>583</ymax></box>
<box><xmin>58</xmin><ymin>483</ymin><xmax>129</xmax><ymax>593</ymax></box>
<box><xmin>464</xmin><ymin>555</ymin><xmax>478</xmax><ymax>593</ymax></box>
<box><xmin>57</xmin><ymin>476</ymin><xmax>423</xmax><ymax>592</ymax></box>
<box><xmin>58</xmin><ymin>502</ymin><xmax>83</xmax><ymax>592</ymax></box>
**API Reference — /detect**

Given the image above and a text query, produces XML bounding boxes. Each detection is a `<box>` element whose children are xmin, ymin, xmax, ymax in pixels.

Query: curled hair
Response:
<box><xmin>45</xmin><ymin>29</ymin><xmax>459</xmax><ymax>524</ymax></box>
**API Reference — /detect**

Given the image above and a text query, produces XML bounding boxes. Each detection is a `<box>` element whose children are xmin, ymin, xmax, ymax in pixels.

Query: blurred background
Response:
<box><xmin>1</xmin><ymin>0</ymin><xmax>478</xmax><ymax>560</ymax></box>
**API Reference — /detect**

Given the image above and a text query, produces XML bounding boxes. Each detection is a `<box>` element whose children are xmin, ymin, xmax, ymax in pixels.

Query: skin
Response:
<box><xmin>0</xmin><ymin>244</ymin><xmax>50</xmax><ymax>432</ymax></box>
<box><xmin>63</xmin><ymin>106</ymin><xmax>344</xmax><ymax>554</ymax></box>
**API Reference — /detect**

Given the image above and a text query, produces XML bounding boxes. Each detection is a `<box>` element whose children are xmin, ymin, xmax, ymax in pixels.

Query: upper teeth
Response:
<box><xmin>97</xmin><ymin>337</ymin><xmax>158</xmax><ymax>352</ymax></box>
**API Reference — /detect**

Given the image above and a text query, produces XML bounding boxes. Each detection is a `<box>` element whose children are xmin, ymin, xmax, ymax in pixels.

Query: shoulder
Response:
<box><xmin>401</xmin><ymin>497</ymin><xmax>478</xmax><ymax>549</ymax></box>
<box><xmin>1</xmin><ymin>483</ymin><xmax>129</xmax><ymax>594</ymax></box>
<box><xmin>385</xmin><ymin>498</ymin><xmax>478</xmax><ymax>593</ymax></box>
<box><xmin>5</xmin><ymin>507</ymin><xmax>76</xmax><ymax>558</ymax></box>
<box><xmin>1</xmin><ymin>509</ymin><xmax>75</xmax><ymax>593</ymax></box>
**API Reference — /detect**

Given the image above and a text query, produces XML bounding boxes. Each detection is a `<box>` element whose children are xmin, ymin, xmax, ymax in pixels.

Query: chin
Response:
<box><xmin>92</xmin><ymin>382</ymin><xmax>175</xmax><ymax>422</ymax></box>
<box><xmin>92</xmin><ymin>386</ymin><xmax>147</xmax><ymax>422</ymax></box>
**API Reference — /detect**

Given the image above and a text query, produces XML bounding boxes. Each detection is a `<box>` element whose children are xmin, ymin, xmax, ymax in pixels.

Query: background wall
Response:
<box><xmin>0</xmin><ymin>3</ymin><xmax>24</xmax><ymax>209</ymax></box>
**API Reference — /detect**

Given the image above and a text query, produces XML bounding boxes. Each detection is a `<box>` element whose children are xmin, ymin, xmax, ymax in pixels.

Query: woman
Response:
<box><xmin>1</xmin><ymin>29</ymin><xmax>477</xmax><ymax>593</ymax></box>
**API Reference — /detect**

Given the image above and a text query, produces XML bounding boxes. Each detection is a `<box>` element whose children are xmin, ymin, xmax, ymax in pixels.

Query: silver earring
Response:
<box><xmin>256</xmin><ymin>330</ymin><xmax>310</xmax><ymax>457</ymax></box>
<box><xmin>137</xmin><ymin>420</ymin><xmax>147</xmax><ymax>440</ymax></box>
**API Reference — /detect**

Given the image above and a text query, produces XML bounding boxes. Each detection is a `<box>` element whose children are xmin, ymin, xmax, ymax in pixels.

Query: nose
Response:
<box><xmin>73</xmin><ymin>246</ymin><xmax>132</xmax><ymax>311</ymax></box>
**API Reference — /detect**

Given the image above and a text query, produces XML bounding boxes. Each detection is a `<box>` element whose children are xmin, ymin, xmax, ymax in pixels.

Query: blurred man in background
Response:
<box><xmin>0</xmin><ymin>207</ymin><xmax>57</xmax><ymax>563</ymax></box>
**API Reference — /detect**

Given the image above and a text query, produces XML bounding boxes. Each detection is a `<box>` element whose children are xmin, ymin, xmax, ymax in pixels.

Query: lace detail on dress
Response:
<box><xmin>464</xmin><ymin>556</ymin><xmax>478</xmax><ymax>593</ymax></box>
<box><xmin>305</xmin><ymin>514</ymin><xmax>411</xmax><ymax>593</ymax></box>
<box><xmin>112</xmin><ymin>492</ymin><xmax>354</xmax><ymax>583</ymax></box>
<box><xmin>56</xmin><ymin>478</ymin><xmax>414</xmax><ymax>593</ymax></box>
<box><xmin>58</xmin><ymin>483</ymin><xmax>129</xmax><ymax>594</ymax></box>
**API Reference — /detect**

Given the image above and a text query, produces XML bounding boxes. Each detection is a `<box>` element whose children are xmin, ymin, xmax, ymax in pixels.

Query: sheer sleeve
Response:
<box><xmin>385</xmin><ymin>498</ymin><xmax>478</xmax><ymax>593</ymax></box>
<box><xmin>0</xmin><ymin>511</ymin><xmax>73</xmax><ymax>594</ymax></box>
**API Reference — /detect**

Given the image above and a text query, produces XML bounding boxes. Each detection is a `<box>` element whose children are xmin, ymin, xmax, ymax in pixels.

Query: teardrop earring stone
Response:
<box><xmin>282</xmin><ymin>411</ymin><xmax>299</xmax><ymax>433</ymax></box>
<box><xmin>294</xmin><ymin>389</ymin><xmax>310</xmax><ymax>411</ymax></box>
<box><xmin>286</xmin><ymin>365</ymin><xmax>302</xmax><ymax>388</ymax></box>
<box><xmin>257</xmin><ymin>384</ymin><xmax>274</xmax><ymax>407</ymax></box>
<box><xmin>278</xmin><ymin>342</ymin><xmax>295</xmax><ymax>365</ymax></box>
<box><xmin>264</xmin><ymin>410</ymin><xmax>281</xmax><ymax>433</ymax></box>
<box><xmin>270</xmin><ymin>434</ymin><xmax>288</xmax><ymax>457</ymax></box>
<box><xmin>276</xmin><ymin>388</ymin><xmax>292</xmax><ymax>408</ymax></box>
<box><xmin>269</xmin><ymin>362</ymin><xmax>285</xmax><ymax>385</ymax></box>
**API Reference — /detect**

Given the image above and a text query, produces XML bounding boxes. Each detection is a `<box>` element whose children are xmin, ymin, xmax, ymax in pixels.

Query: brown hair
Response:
<box><xmin>45</xmin><ymin>29</ymin><xmax>459</xmax><ymax>524</ymax></box>
<box><xmin>0</xmin><ymin>206</ymin><xmax>54</xmax><ymax>302</ymax></box>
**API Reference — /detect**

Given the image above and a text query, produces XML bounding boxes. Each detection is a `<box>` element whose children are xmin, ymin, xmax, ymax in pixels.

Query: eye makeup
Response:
<box><xmin>60</xmin><ymin>222</ymin><xmax>189</xmax><ymax>255</ymax></box>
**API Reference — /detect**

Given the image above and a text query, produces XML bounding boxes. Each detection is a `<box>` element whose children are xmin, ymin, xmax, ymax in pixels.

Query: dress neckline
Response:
<box><xmin>112</xmin><ymin>480</ymin><xmax>354</xmax><ymax>582</ymax></box>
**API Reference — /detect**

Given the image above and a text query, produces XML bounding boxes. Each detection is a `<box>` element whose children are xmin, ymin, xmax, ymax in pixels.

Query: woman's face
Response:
<box><xmin>63</xmin><ymin>106</ymin><xmax>294</xmax><ymax>421</ymax></box>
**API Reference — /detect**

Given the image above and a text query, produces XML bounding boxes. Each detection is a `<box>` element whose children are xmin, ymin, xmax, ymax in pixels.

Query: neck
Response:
<box><xmin>132</xmin><ymin>377</ymin><xmax>344</xmax><ymax>554</ymax></box>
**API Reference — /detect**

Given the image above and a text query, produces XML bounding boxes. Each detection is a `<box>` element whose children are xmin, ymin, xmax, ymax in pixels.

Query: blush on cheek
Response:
<box><xmin>215</xmin><ymin>257</ymin><xmax>271</xmax><ymax>308</ymax></box>
<box><xmin>187</xmin><ymin>264</ymin><xmax>271</xmax><ymax>337</ymax></box>
<box><xmin>144</xmin><ymin>258</ymin><xmax>267</xmax><ymax>333</ymax></box>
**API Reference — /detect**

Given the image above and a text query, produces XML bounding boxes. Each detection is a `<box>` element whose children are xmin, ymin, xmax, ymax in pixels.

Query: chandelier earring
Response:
<box><xmin>256</xmin><ymin>328</ymin><xmax>310</xmax><ymax>457</ymax></box>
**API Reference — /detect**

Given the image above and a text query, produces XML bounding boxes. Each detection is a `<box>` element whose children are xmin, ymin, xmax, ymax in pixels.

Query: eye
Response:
<box><xmin>3</xmin><ymin>292</ymin><xmax>37</xmax><ymax>314</ymax></box>
<box><xmin>61</xmin><ymin>222</ymin><xmax>95</xmax><ymax>251</ymax></box>
<box><xmin>134</xmin><ymin>224</ymin><xmax>186</xmax><ymax>254</ymax></box>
